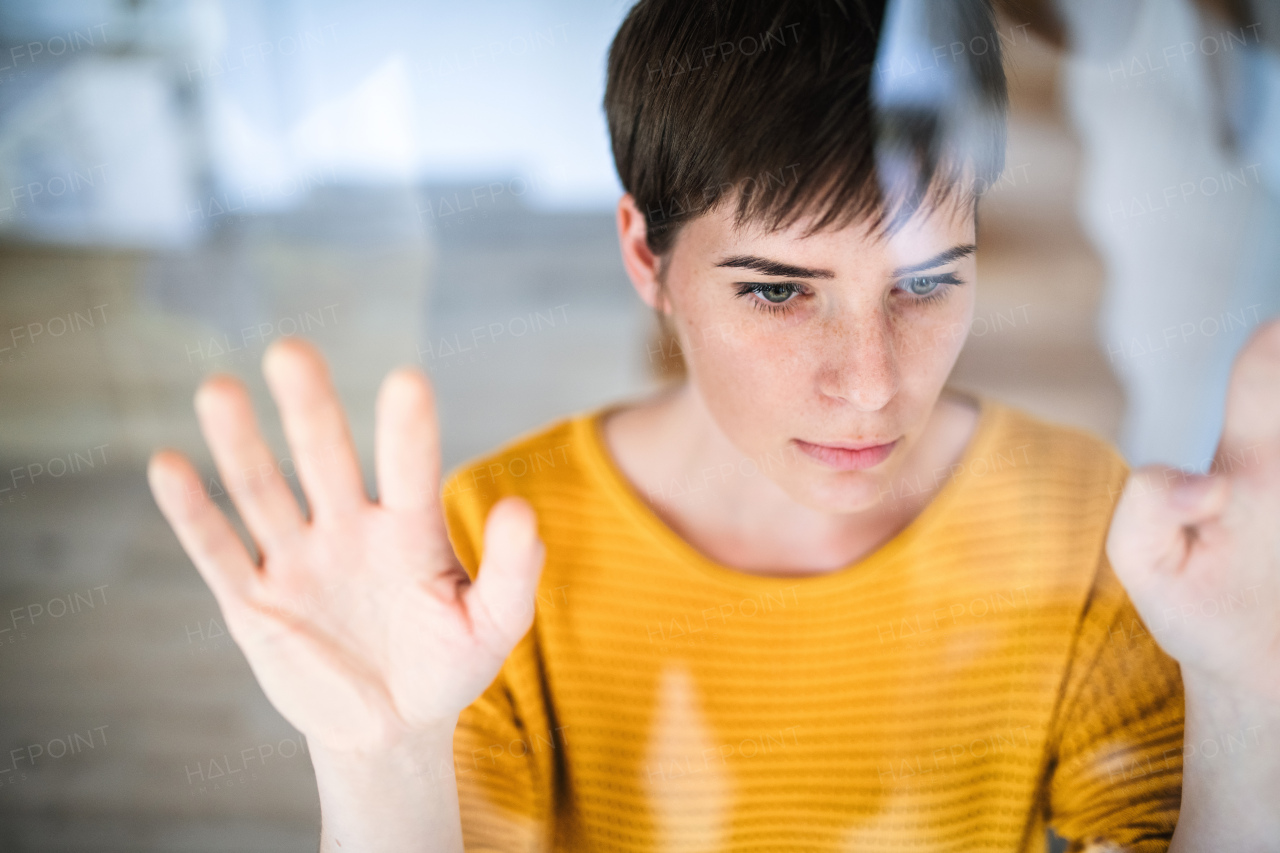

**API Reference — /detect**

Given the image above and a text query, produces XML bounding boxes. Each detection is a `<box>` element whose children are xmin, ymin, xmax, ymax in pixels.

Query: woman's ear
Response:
<box><xmin>617</xmin><ymin>194</ymin><xmax>668</xmax><ymax>313</ymax></box>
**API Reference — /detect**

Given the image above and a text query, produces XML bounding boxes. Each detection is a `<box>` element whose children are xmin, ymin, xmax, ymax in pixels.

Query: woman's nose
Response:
<box><xmin>815</xmin><ymin>314</ymin><xmax>900</xmax><ymax>411</ymax></box>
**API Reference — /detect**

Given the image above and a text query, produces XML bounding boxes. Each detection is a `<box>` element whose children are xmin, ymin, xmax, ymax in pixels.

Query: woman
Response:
<box><xmin>147</xmin><ymin>0</ymin><xmax>1280</xmax><ymax>850</ymax></box>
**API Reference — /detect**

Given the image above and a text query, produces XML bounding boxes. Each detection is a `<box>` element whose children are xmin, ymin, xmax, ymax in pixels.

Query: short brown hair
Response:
<box><xmin>604</xmin><ymin>0</ymin><xmax>1009</xmax><ymax>255</ymax></box>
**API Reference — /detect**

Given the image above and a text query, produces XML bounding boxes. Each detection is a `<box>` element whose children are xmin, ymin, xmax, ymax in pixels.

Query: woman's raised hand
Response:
<box><xmin>147</xmin><ymin>337</ymin><xmax>545</xmax><ymax>754</ymax></box>
<box><xmin>1107</xmin><ymin>318</ymin><xmax>1280</xmax><ymax>701</ymax></box>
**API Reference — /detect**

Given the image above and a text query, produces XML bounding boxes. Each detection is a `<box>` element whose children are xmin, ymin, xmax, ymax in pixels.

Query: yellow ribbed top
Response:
<box><xmin>442</xmin><ymin>396</ymin><xmax>1183</xmax><ymax>852</ymax></box>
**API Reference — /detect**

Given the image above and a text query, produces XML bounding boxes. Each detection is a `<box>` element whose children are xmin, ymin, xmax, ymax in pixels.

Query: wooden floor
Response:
<box><xmin>0</xmin><ymin>29</ymin><xmax>1106</xmax><ymax>853</ymax></box>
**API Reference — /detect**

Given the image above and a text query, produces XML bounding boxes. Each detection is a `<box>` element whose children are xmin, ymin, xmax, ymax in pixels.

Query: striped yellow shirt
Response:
<box><xmin>442</xmin><ymin>396</ymin><xmax>1183</xmax><ymax>852</ymax></box>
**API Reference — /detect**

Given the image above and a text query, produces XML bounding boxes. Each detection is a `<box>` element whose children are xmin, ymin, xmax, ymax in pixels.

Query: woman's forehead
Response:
<box><xmin>685</xmin><ymin>193</ymin><xmax>976</xmax><ymax>266</ymax></box>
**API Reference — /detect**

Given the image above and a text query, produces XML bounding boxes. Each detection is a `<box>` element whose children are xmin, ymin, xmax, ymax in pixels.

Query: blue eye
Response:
<box><xmin>735</xmin><ymin>282</ymin><xmax>803</xmax><ymax>312</ymax></box>
<box><xmin>756</xmin><ymin>284</ymin><xmax>795</xmax><ymax>303</ymax></box>
<box><xmin>903</xmin><ymin>277</ymin><xmax>941</xmax><ymax>296</ymax></box>
<box><xmin>897</xmin><ymin>272</ymin><xmax>963</xmax><ymax>302</ymax></box>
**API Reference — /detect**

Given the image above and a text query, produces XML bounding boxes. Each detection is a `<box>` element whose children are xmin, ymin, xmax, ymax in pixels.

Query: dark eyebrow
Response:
<box><xmin>715</xmin><ymin>255</ymin><xmax>835</xmax><ymax>279</ymax></box>
<box><xmin>715</xmin><ymin>244</ymin><xmax>977</xmax><ymax>280</ymax></box>
<box><xmin>892</xmin><ymin>244</ymin><xmax>976</xmax><ymax>277</ymax></box>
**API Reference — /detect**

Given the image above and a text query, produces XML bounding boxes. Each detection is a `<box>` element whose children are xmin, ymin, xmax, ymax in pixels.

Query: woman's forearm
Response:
<box><xmin>1168</xmin><ymin>676</ymin><xmax>1280</xmax><ymax>851</ymax></box>
<box><xmin>312</xmin><ymin>720</ymin><xmax>464</xmax><ymax>853</ymax></box>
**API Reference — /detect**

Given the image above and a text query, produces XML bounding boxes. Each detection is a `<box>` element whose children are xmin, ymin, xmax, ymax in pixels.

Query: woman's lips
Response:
<box><xmin>793</xmin><ymin>438</ymin><xmax>898</xmax><ymax>471</ymax></box>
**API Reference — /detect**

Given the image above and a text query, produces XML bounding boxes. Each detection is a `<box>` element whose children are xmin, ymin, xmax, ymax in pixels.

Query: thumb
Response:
<box><xmin>1213</xmin><ymin>317</ymin><xmax>1280</xmax><ymax>474</ymax></box>
<box><xmin>1107</xmin><ymin>466</ymin><xmax>1229</xmax><ymax>580</ymax></box>
<box><xmin>464</xmin><ymin>496</ymin><xmax>546</xmax><ymax>652</ymax></box>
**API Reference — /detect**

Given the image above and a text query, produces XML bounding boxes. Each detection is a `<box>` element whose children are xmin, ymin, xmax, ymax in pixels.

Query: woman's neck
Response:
<box><xmin>602</xmin><ymin>382</ymin><xmax>980</xmax><ymax>576</ymax></box>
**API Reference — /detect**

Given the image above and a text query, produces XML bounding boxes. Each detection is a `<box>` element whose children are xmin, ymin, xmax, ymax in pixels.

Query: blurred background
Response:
<box><xmin>0</xmin><ymin>0</ymin><xmax>1275</xmax><ymax>850</ymax></box>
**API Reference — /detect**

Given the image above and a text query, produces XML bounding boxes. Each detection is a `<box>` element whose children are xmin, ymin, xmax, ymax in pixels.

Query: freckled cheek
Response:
<box><xmin>695</xmin><ymin>328</ymin><xmax>795</xmax><ymax>384</ymax></box>
<box><xmin>687</xmin><ymin>324</ymin><xmax>809</xmax><ymax>422</ymax></box>
<box><xmin>896</xmin><ymin>328</ymin><xmax>956</xmax><ymax>374</ymax></box>
<box><xmin>896</xmin><ymin>315</ymin><xmax>968</xmax><ymax>380</ymax></box>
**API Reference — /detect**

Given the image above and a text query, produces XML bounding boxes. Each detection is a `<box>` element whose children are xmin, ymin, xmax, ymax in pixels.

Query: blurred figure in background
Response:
<box><xmin>1012</xmin><ymin>0</ymin><xmax>1280</xmax><ymax>468</ymax></box>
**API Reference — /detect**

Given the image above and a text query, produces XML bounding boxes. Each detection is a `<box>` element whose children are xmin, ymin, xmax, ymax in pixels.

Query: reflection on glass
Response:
<box><xmin>0</xmin><ymin>1</ymin><xmax>1277</xmax><ymax>851</ymax></box>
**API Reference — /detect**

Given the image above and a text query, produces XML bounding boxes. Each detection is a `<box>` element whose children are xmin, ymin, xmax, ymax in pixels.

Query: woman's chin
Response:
<box><xmin>779</xmin><ymin>471</ymin><xmax>894</xmax><ymax>516</ymax></box>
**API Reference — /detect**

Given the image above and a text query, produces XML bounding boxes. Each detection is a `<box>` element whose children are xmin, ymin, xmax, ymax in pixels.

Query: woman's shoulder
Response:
<box><xmin>979</xmin><ymin>397</ymin><xmax>1130</xmax><ymax>491</ymax></box>
<box><xmin>439</xmin><ymin>408</ymin><xmax>612</xmax><ymax>572</ymax></box>
<box><xmin>947</xmin><ymin>396</ymin><xmax>1133</xmax><ymax>549</ymax></box>
<box><xmin>441</xmin><ymin>410</ymin><xmax>600</xmax><ymax>503</ymax></box>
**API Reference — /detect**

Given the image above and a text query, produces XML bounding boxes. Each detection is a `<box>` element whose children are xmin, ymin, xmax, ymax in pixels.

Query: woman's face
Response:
<box><xmin>632</xmin><ymin>194</ymin><xmax>978</xmax><ymax>514</ymax></box>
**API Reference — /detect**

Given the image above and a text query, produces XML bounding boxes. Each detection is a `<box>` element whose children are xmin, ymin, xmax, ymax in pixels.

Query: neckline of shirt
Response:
<box><xmin>576</xmin><ymin>392</ymin><xmax>1010</xmax><ymax>595</ymax></box>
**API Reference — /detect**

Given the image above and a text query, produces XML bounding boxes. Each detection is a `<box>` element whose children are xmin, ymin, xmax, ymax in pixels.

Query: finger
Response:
<box><xmin>1214</xmin><ymin>317</ymin><xmax>1280</xmax><ymax>475</ymax></box>
<box><xmin>195</xmin><ymin>375</ymin><xmax>306</xmax><ymax>554</ymax></box>
<box><xmin>464</xmin><ymin>497</ymin><xmax>546</xmax><ymax>654</ymax></box>
<box><xmin>262</xmin><ymin>337</ymin><xmax>367</xmax><ymax>519</ymax></box>
<box><xmin>375</xmin><ymin>367</ymin><xmax>441</xmax><ymax>514</ymax></box>
<box><xmin>147</xmin><ymin>449</ymin><xmax>258</xmax><ymax>606</ymax></box>
<box><xmin>1107</xmin><ymin>465</ymin><xmax>1230</xmax><ymax>580</ymax></box>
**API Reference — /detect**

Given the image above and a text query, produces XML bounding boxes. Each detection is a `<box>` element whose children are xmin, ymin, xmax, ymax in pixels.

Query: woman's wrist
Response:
<box><xmin>1180</xmin><ymin>667</ymin><xmax>1280</xmax><ymax>723</ymax></box>
<box><xmin>1170</xmin><ymin>671</ymin><xmax>1280</xmax><ymax>848</ymax></box>
<box><xmin>308</xmin><ymin>716</ymin><xmax>460</xmax><ymax>771</ymax></box>
<box><xmin>311</xmin><ymin>718</ymin><xmax>464</xmax><ymax>853</ymax></box>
